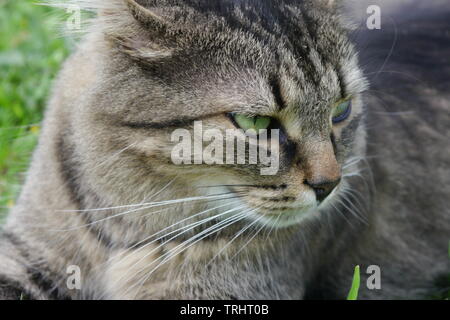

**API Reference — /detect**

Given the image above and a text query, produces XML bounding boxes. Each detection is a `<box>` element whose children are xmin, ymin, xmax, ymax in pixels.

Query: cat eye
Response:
<box><xmin>332</xmin><ymin>100</ymin><xmax>352</xmax><ymax>124</ymax></box>
<box><xmin>232</xmin><ymin>114</ymin><xmax>272</xmax><ymax>131</ymax></box>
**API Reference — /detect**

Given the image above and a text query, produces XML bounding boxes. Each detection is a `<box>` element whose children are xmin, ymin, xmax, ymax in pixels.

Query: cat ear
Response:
<box><xmin>125</xmin><ymin>0</ymin><xmax>172</xmax><ymax>30</ymax></box>
<box><xmin>117</xmin><ymin>0</ymin><xmax>177</xmax><ymax>60</ymax></box>
<box><xmin>320</xmin><ymin>0</ymin><xmax>340</xmax><ymax>9</ymax></box>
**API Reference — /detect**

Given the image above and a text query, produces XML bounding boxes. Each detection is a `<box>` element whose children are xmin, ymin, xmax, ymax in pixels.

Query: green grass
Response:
<box><xmin>0</xmin><ymin>0</ymin><xmax>69</xmax><ymax>222</ymax></box>
<box><xmin>347</xmin><ymin>265</ymin><xmax>361</xmax><ymax>300</ymax></box>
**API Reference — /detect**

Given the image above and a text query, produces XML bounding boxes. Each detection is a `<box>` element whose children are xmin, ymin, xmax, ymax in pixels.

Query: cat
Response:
<box><xmin>0</xmin><ymin>0</ymin><xmax>448</xmax><ymax>300</ymax></box>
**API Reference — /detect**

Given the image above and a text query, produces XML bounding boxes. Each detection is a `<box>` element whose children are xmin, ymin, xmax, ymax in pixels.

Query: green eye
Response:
<box><xmin>332</xmin><ymin>100</ymin><xmax>352</xmax><ymax>124</ymax></box>
<box><xmin>232</xmin><ymin>114</ymin><xmax>272</xmax><ymax>131</ymax></box>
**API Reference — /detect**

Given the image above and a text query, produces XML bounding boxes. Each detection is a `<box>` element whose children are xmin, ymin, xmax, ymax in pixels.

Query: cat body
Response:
<box><xmin>0</xmin><ymin>0</ymin><xmax>448</xmax><ymax>300</ymax></box>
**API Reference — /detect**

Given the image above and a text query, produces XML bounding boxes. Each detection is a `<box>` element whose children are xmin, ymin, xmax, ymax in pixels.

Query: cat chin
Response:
<box><xmin>235</xmin><ymin>204</ymin><xmax>318</xmax><ymax>229</ymax></box>
<box><xmin>254</xmin><ymin>208</ymin><xmax>319</xmax><ymax>228</ymax></box>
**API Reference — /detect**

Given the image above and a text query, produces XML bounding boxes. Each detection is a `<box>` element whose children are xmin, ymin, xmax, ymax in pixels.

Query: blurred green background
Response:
<box><xmin>0</xmin><ymin>0</ymin><xmax>70</xmax><ymax>223</ymax></box>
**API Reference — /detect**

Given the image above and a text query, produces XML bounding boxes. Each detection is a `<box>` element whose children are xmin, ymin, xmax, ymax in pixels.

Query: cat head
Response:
<box><xmin>68</xmin><ymin>0</ymin><xmax>368</xmax><ymax>232</ymax></box>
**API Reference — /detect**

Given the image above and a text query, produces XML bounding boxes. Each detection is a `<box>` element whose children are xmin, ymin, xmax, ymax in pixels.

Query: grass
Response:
<box><xmin>0</xmin><ymin>0</ymin><xmax>448</xmax><ymax>301</ymax></box>
<box><xmin>347</xmin><ymin>266</ymin><xmax>361</xmax><ymax>300</ymax></box>
<box><xmin>0</xmin><ymin>0</ymin><xmax>69</xmax><ymax>222</ymax></box>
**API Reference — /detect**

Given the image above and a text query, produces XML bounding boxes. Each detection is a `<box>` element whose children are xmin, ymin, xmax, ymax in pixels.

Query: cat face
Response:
<box><xmin>75</xmin><ymin>0</ymin><xmax>367</xmax><ymax>231</ymax></box>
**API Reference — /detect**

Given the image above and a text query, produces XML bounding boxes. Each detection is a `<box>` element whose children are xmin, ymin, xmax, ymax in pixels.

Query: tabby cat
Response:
<box><xmin>0</xmin><ymin>0</ymin><xmax>448</xmax><ymax>300</ymax></box>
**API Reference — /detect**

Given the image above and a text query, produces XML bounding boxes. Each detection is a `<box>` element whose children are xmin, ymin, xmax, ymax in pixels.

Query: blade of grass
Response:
<box><xmin>347</xmin><ymin>265</ymin><xmax>361</xmax><ymax>300</ymax></box>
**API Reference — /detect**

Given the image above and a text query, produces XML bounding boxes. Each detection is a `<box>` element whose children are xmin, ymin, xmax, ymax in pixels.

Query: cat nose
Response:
<box><xmin>306</xmin><ymin>178</ymin><xmax>341</xmax><ymax>202</ymax></box>
<box><xmin>300</xmin><ymin>138</ymin><xmax>341</xmax><ymax>202</ymax></box>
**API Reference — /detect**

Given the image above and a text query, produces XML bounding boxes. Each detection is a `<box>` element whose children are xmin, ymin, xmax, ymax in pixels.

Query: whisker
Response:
<box><xmin>371</xmin><ymin>16</ymin><xmax>398</xmax><ymax>81</ymax></box>
<box><xmin>50</xmin><ymin>194</ymin><xmax>242</xmax><ymax>232</ymax></box>
<box><xmin>329</xmin><ymin>201</ymin><xmax>354</xmax><ymax>227</ymax></box>
<box><xmin>111</xmin><ymin>205</ymin><xmax>249</xmax><ymax>291</ymax></box>
<box><xmin>336</xmin><ymin>194</ymin><xmax>367</xmax><ymax>226</ymax></box>
<box><xmin>229</xmin><ymin>215</ymin><xmax>267</xmax><ymax>261</ymax></box>
<box><xmin>197</xmin><ymin>184</ymin><xmax>258</xmax><ymax>189</ymax></box>
<box><xmin>129</xmin><ymin>209</ymin><xmax>253</xmax><ymax>298</ymax></box>
<box><xmin>90</xmin><ymin>142</ymin><xmax>138</xmax><ymax>171</ymax></box>
<box><xmin>264</xmin><ymin>213</ymin><xmax>282</xmax><ymax>243</ymax></box>
<box><xmin>58</xmin><ymin>192</ymin><xmax>238</xmax><ymax>213</ymax></box>
<box><xmin>138</xmin><ymin>196</ymin><xmax>239</xmax><ymax>219</ymax></box>
<box><xmin>100</xmin><ymin>201</ymin><xmax>242</xmax><ymax>271</ymax></box>
<box><xmin>341</xmin><ymin>188</ymin><xmax>369</xmax><ymax>211</ymax></box>
<box><xmin>206</xmin><ymin>206</ymin><xmax>264</xmax><ymax>266</ymax></box>
<box><xmin>114</xmin><ymin>202</ymin><xmax>245</xmax><ymax>265</ymax></box>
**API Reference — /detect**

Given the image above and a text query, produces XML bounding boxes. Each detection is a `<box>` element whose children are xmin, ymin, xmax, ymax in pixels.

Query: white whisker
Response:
<box><xmin>206</xmin><ymin>206</ymin><xmax>264</xmax><ymax>266</ymax></box>
<box><xmin>129</xmin><ymin>208</ymin><xmax>254</xmax><ymax>298</ymax></box>
<box><xmin>112</xmin><ymin>202</ymin><xmax>246</xmax><ymax>268</ymax></box>
<box><xmin>58</xmin><ymin>192</ymin><xmax>237</xmax><ymax>213</ymax></box>
<box><xmin>229</xmin><ymin>215</ymin><xmax>267</xmax><ymax>261</ymax></box>
<box><xmin>111</xmin><ymin>205</ymin><xmax>249</xmax><ymax>293</ymax></box>
<box><xmin>99</xmin><ymin>201</ymin><xmax>241</xmax><ymax>272</ymax></box>
<box><xmin>90</xmin><ymin>142</ymin><xmax>138</xmax><ymax>171</ymax></box>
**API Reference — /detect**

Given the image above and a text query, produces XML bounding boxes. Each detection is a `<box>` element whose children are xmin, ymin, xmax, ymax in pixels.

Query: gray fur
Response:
<box><xmin>0</xmin><ymin>0</ymin><xmax>448</xmax><ymax>300</ymax></box>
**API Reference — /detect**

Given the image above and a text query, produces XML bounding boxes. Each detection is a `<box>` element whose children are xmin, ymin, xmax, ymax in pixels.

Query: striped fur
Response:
<box><xmin>0</xmin><ymin>0</ymin><xmax>449</xmax><ymax>299</ymax></box>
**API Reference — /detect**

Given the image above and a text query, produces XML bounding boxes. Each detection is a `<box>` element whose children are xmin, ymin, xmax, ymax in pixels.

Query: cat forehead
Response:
<box><xmin>129</xmin><ymin>0</ymin><xmax>332</xmax><ymax>20</ymax></box>
<box><xmin>123</xmin><ymin>0</ymin><xmax>346</xmax><ymax>60</ymax></box>
<box><xmin>98</xmin><ymin>0</ymin><xmax>366</xmax><ymax>125</ymax></box>
<box><xmin>126</xmin><ymin>0</ymin><xmax>361</xmax><ymax>96</ymax></box>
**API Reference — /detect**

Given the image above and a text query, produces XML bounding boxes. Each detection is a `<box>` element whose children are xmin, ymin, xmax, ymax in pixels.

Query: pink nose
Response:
<box><xmin>301</xmin><ymin>139</ymin><xmax>341</xmax><ymax>202</ymax></box>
